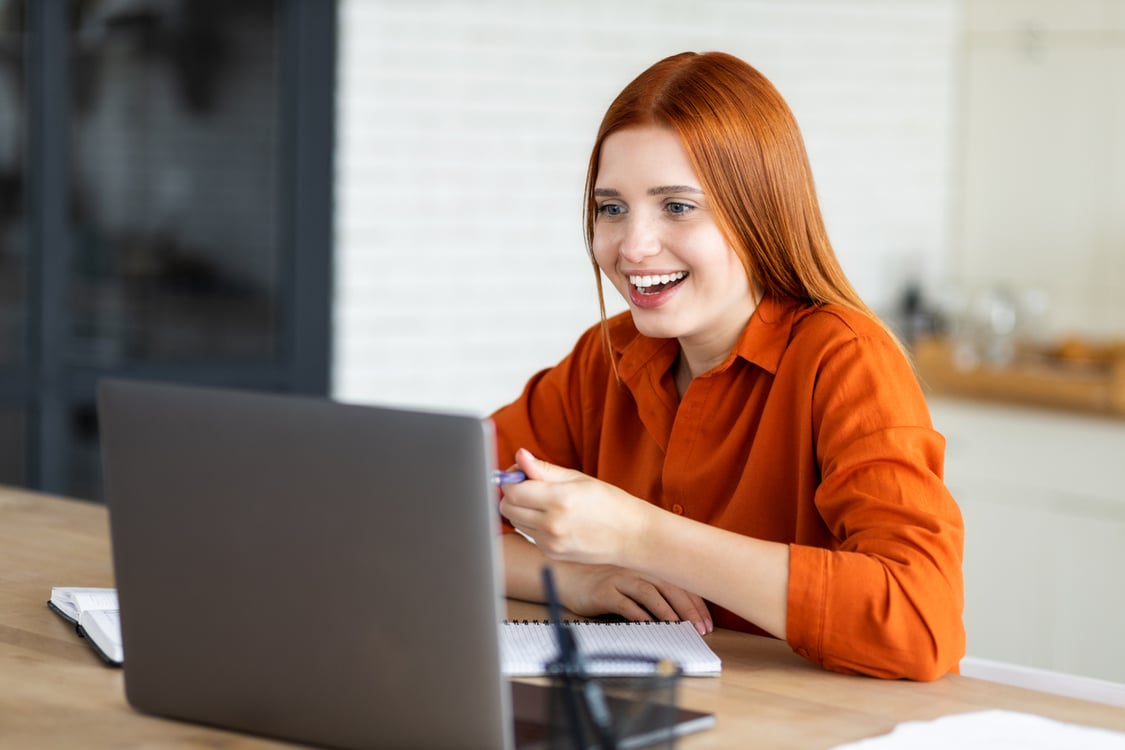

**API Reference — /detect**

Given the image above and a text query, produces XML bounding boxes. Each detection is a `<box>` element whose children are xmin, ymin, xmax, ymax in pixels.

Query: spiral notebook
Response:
<box><xmin>502</xmin><ymin>620</ymin><xmax>722</xmax><ymax>677</ymax></box>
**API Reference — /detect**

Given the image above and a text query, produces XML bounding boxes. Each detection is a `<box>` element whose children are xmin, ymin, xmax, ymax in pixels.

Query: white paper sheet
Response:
<box><xmin>832</xmin><ymin>710</ymin><xmax>1125</xmax><ymax>749</ymax></box>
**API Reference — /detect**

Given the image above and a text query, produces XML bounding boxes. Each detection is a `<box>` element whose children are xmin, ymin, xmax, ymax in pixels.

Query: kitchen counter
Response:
<box><xmin>914</xmin><ymin>337</ymin><xmax>1125</xmax><ymax>419</ymax></box>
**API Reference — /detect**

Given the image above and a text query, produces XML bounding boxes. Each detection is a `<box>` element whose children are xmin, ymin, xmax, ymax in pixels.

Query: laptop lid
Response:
<box><xmin>98</xmin><ymin>378</ymin><xmax>513</xmax><ymax>749</ymax></box>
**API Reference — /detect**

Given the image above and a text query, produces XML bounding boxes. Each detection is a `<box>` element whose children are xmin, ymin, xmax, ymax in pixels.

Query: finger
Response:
<box><xmin>659</xmin><ymin>587</ymin><xmax>714</xmax><ymax>635</ymax></box>
<box><xmin>515</xmin><ymin>448</ymin><xmax>583</xmax><ymax>484</ymax></box>
<box><xmin>498</xmin><ymin>497</ymin><xmax>543</xmax><ymax>533</ymax></box>
<box><xmin>620</xmin><ymin>578</ymin><xmax>681</xmax><ymax>623</ymax></box>
<box><xmin>514</xmin><ymin>449</ymin><xmax>543</xmax><ymax>480</ymax></box>
<box><xmin>606</xmin><ymin>595</ymin><xmax>657</xmax><ymax>624</ymax></box>
<box><xmin>497</xmin><ymin>480</ymin><xmax>550</xmax><ymax>513</ymax></box>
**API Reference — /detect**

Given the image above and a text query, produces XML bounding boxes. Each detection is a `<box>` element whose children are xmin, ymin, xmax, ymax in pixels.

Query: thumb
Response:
<box><xmin>514</xmin><ymin>448</ymin><xmax>580</xmax><ymax>483</ymax></box>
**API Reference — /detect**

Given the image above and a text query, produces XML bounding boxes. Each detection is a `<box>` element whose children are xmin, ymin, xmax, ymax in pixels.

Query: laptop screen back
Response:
<box><xmin>98</xmin><ymin>379</ymin><xmax>512</xmax><ymax>750</ymax></box>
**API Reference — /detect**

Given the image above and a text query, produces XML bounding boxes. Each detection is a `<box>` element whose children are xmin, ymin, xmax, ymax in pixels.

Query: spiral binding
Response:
<box><xmin>501</xmin><ymin>619</ymin><xmax>683</xmax><ymax>625</ymax></box>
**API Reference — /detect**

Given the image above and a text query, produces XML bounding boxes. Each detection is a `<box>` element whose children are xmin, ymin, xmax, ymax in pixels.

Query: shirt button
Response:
<box><xmin>671</xmin><ymin>503</ymin><xmax>685</xmax><ymax>515</ymax></box>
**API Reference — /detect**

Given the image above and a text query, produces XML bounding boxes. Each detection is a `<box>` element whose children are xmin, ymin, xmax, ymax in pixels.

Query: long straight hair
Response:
<box><xmin>584</xmin><ymin>51</ymin><xmax>901</xmax><ymax>351</ymax></box>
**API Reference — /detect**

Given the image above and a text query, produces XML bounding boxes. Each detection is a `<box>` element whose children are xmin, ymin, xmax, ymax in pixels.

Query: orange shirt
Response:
<box><xmin>491</xmin><ymin>294</ymin><xmax>965</xmax><ymax>680</ymax></box>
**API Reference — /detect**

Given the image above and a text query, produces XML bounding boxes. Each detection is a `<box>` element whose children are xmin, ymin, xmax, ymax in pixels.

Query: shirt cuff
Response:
<box><xmin>786</xmin><ymin>543</ymin><xmax>829</xmax><ymax>663</ymax></box>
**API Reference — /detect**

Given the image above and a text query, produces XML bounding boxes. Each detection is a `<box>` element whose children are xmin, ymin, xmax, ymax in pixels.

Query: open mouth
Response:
<box><xmin>629</xmin><ymin>271</ymin><xmax>688</xmax><ymax>296</ymax></box>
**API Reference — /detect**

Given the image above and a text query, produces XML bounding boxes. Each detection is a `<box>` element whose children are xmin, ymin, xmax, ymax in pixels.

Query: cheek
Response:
<box><xmin>723</xmin><ymin>253</ymin><xmax>753</xmax><ymax>296</ymax></box>
<box><xmin>590</xmin><ymin>230</ymin><xmax>619</xmax><ymax>276</ymax></box>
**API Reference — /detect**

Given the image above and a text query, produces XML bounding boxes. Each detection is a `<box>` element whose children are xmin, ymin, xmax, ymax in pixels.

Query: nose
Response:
<box><xmin>618</xmin><ymin>214</ymin><xmax>661</xmax><ymax>263</ymax></box>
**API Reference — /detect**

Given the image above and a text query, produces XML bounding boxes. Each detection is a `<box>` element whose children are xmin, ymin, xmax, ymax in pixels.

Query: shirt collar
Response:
<box><xmin>730</xmin><ymin>294</ymin><xmax>802</xmax><ymax>375</ymax></box>
<box><xmin>611</xmin><ymin>294</ymin><xmax>803</xmax><ymax>382</ymax></box>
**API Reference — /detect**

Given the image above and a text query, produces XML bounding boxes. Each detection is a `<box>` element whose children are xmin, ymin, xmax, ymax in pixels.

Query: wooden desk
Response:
<box><xmin>2</xmin><ymin>488</ymin><xmax>1123</xmax><ymax>749</ymax></box>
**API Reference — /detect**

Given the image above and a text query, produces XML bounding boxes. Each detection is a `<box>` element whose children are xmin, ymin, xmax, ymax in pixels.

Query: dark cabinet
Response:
<box><xmin>0</xmin><ymin>0</ymin><xmax>335</xmax><ymax>500</ymax></box>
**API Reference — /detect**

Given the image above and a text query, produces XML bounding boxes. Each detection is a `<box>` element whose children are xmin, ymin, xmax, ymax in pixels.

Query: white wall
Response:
<box><xmin>955</xmin><ymin>0</ymin><xmax>1125</xmax><ymax>342</ymax></box>
<box><xmin>333</xmin><ymin>0</ymin><xmax>962</xmax><ymax>414</ymax></box>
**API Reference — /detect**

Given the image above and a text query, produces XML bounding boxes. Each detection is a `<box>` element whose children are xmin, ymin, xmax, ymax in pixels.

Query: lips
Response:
<box><xmin>625</xmin><ymin>271</ymin><xmax>689</xmax><ymax>309</ymax></box>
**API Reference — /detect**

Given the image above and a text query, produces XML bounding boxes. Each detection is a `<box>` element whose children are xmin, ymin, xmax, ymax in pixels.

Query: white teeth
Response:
<box><xmin>629</xmin><ymin>271</ymin><xmax>686</xmax><ymax>288</ymax></box>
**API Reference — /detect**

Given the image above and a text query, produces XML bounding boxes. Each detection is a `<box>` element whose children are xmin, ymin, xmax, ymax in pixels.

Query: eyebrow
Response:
<box><xmin>593</xmin><ymin>185</ymin><xmax>704</xmax><ymax>197</ymax></box>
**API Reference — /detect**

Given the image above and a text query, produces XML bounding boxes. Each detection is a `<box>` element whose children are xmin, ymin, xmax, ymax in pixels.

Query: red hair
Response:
<box><xmin>584</xmin><ymin>51</ymin><xmax>897</xmax><ymax>347</ymax></box>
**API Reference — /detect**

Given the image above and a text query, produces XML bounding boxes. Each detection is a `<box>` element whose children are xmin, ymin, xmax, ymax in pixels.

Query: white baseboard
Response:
<box><xmin>961</xmin><ymin>656</ymin><xmax>1125</xmax><ymax>708</ymax></box>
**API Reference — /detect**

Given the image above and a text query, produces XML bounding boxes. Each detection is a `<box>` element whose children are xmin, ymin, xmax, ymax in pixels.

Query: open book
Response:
<box><xmin>501</xmin><ymin>620</ymin><xmax>721</xmax><ymax>677</ymax></box>
<box><xmin>47</xmin><ymin>586</ymin><xmax>123</xmax><ymax>665</ymax></box>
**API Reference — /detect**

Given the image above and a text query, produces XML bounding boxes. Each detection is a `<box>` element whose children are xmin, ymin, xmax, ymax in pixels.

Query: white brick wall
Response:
<box><xmin>333</xmin><ymin>0</ymin><xmax>962</xmax><ymax>413</ymax></box>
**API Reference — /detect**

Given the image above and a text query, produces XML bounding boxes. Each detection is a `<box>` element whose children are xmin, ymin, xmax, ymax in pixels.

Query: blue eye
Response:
<box><xmin>596</xmin><ymin>203</ymin><xmax>625</xmax><ymax>217</ymax></box>
<box><xmin>665</xmin><ymin>201</ymin><xmax>693</xmax><ymax>215</ymax></box>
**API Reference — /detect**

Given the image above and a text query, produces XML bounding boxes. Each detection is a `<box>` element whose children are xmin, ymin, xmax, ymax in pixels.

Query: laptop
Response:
<box><xmin>97</xmin><ymin>379</ymin><xmax>714</xmax><ymax>749</ymax></box>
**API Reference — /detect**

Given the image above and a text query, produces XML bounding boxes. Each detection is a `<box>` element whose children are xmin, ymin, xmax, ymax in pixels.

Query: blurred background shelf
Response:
<box><xmin>914</xmin><ymin>337</ymin><xmax>1125</xmax><ymax>418</ymax></box>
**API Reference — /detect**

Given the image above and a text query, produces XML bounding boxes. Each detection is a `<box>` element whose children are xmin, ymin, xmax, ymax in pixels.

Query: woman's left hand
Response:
<box><xmin>498</xmin><ymin>448</ymin><xmax>650</xmax><ymax>566</ymax></box>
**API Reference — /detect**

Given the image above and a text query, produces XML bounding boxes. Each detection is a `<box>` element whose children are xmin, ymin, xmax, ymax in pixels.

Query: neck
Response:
<box><xmin>673</xmin><ymin>289</ymin><xmax>763</xmax><ymax>396</ymax></box>
<box><xmin>674</xmin><ymin>354</ymin><xmax>693</xmax><ymax>396</ymax></box>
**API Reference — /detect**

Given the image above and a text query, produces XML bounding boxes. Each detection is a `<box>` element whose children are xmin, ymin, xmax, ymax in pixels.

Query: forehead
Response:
<box><xmin>595</xmin><ymin>125</ymin><xmax>700</xmax><ymax>188</ymax></box>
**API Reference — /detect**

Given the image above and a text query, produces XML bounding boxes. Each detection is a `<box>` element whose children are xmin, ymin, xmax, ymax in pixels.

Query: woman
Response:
<box><xmin>493</xmin><ymin>51</ymin><xmax>964</xmax><ymax>681</ymax></box>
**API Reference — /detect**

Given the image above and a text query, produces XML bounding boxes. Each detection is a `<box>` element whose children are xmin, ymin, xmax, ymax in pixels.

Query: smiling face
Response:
<box><xmin>591</xmin><ymin>125</ymin><xmax>758</xmax><ymax>369</ymax></box>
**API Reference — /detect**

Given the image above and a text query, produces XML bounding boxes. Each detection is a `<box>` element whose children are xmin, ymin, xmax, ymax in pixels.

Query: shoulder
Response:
<box><xmin>777</xmin><ymin>303</ymin><xmax>919</xmax><ymax>398</ymax></box>
<box><xmin>787</xmin><ymin>304</ymin><xmax>930</xmax><ymax>423</ymax></box>
<box><xmin>792</xmin><ymin>303</ymin><xmax>894</xmax><ymax>344</ymax></box>
<box><xmin>785</xmin><ymin>303</ymin><xmax>905</xmax><ymax>364</ymax></box>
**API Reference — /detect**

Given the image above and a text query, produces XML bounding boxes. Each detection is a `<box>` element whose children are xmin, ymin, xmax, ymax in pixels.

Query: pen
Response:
<box><xmin>491</xmin><ymin>469</ymin><xmax>527</xmax><ymax>486</ymax></box>
<box><xmin>493</xmin><ymin>469</ymin><xmax>536</xmax><ymax>544</ymax></box>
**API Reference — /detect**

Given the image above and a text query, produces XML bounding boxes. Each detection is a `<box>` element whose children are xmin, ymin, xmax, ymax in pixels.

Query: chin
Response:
<box><xmin>628</xmin><ymin>310</ymin><xmax>684</xmax><ymax>341</ymax></box>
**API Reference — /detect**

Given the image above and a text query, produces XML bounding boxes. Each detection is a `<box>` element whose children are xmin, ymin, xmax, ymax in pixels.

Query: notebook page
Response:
<box><xmin>501</xmin><ymin>620</ymin><xmax>721</xmax><ymax>677</ymax></box>
<box><xmin>72</xmin><ymin>589</ymin><xmax>119</xmax><ymax>612</ymax></box>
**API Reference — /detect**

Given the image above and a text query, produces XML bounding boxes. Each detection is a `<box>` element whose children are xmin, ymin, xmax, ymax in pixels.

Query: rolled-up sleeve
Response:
<box><xmin>787</xmin><ymin>335</ymin><xmax>965</xmax><ymax>680</ymax></box>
